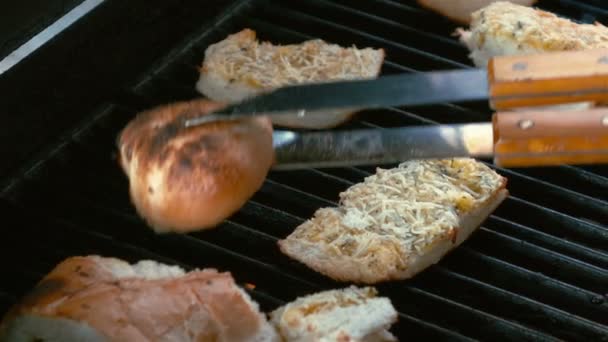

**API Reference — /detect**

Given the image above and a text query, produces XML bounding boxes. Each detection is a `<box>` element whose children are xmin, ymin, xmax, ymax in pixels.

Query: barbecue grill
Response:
<box><xmin>0</xmin><ymin>0</ymin><xmax>607</xmax><ymax>340</ymax></box>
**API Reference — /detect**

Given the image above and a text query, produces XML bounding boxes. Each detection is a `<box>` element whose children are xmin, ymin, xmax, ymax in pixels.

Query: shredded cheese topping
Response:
<box><xmin>289</xmin><ymin>158</ymin><xmax>504</xmax><ymax>263</ymax></box>
<box><xmin>201</xmin><ymin>29</ymin><xmax>384</xmax><ymax>89</ymax></box>
<box><xmin>469</xmin><ymin>2</ymin><xmax>608</xmax><ymax>52</ymax></box>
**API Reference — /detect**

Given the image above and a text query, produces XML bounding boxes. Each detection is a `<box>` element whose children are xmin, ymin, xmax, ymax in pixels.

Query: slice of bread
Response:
<box><xmin>196</xmin><ymin>29</ymin><xmax>385</xmax><ymax>129</ymax></box>
<box><xmin>455</xmin><ymin>1</ymin><xmax>608</xmax><ymax>68</ymax></box>
<box><xmin>278</xmin><ymin>158</ymin><xmax>508</xmax><ymax>284</ymax></box>
<box><xmin>269</xmin><ymin>286</ymin><xmax>398</xmax><ymax>342</ymax></box>
<box><xmin>0</xmin><ymin>256</ymin><xmax>279</xmax><ymax>342</ymax></box>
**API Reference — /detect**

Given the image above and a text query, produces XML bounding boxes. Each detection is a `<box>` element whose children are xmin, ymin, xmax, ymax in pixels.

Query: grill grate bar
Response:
<box><xmin>429</xmin><ymin>266</ymin><xmax>608</xmax><ymax>340</ymax></box>
<box><xmin>399</xmin><ymin>285</ymin><xmax>560</xmax><ymax>341</ymax></box>
<box><xmin>254</xmin><ymin>3</ymin><xmax>470</xmax><ymax>69</ymax></box>
<box><xmin>549</xmin><ymin>0</ymin><xmax>608</xmax><ymax>16</ymax></box>
<box><xmin>390</xmin><ymin>313</ymin><xmax>478</xmax><ymax>342</ymax></box>
<box><xmin>448</xmin><ymin>247</ymin><xmax>608</xmax><ymax>324</ymax></box>
<box><xmin>511</xmin><ymin>165</ymin><xmax>608</xmax><ymax>200</ymax></box>
<box><xmin>496</xmin><ymin>171</ymin><xmax>608</xmax><ymax>224</ymax></box>
<box><xmin>293</xmin><ymin>0</ymin><xmax>466</xmax><ymax>49</ymax></box>
<box><xmin>470</xmin><ymin>227</ymin><xmax>608</xmax><ymax>293</ymax></box>
<box><xmin>337</xmin><ymin>0</ymin><xmax>452</xmax><ymax>26</ymax></box>
<box><xmin>556</xmin><ymin>165</ymin><xmax>608</xmax><ymax>188</ymax></box>
<box><xmin>501</xmin><ymin>196</ymin><xmax>608</xmax><ymax>249</ymax></box>
<box><xmin>486</xmin><ymin>215</ymin><xmax>608</xmax><ymax>269</ymax></box>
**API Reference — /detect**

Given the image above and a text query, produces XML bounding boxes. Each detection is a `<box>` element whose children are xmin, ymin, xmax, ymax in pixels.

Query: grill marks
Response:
<box><xmin>148</xmin><ymin>121</ymin><xmax>180</xmax><ymax>161</ymax></box>
<box><xmin>120</xmin><ymin>101</ymin><xmax>227</xmax><ymax>177</ymax></box>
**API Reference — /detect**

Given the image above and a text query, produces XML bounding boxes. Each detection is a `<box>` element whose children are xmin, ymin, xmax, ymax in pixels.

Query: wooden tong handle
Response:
<box><xmin>488</xmin><ymin>48</ymin><xmax>608</xmax><ymax>110</ymax></box>
<box><xmin>492</xmin><ymin>108</ymin><xmax>608</xmax><ymax>167</ymax></box>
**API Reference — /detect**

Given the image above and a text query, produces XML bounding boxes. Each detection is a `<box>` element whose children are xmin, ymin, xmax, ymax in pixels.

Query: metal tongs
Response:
<box><xmin>184</xmin><ymin>48</ymin><xmax>608</xmax><ymax>169</ymax></box>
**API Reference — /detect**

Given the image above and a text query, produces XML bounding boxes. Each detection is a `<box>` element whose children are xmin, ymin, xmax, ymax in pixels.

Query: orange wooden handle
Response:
<box><xmin>488</xmin><ymin>49</ymin><xmax>608</xmax><ymax>110</ymax></box>
<box><xmin>492</xmin><ymin>108</ymin><xmax>608</xmax><ymax>167</ymax></box>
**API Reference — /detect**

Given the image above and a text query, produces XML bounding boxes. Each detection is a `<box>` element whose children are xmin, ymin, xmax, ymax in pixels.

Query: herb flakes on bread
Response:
<box><xmin>270</xmin><ymin>286</ymin><xmax>398</xmax><ymax>342</ymax></box>
<box><xmin>278</xmin><ymin>158</ymin><xmax>508</xmax><ymax>284</ymax></box>
<box><xmin>196</xmin><ymin>28</ymin><xmax>385</xmax><ymax>129</ymax></box>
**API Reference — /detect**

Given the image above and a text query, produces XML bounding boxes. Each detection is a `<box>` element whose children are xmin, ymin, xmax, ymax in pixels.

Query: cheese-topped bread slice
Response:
<box><xmin>196</xmin><ymin>29</ymin><xmax>385</xmax><ymax>129</ymax></box>
<box><xmin>455</xmin><ymin>1</ymin><xmax>608</xmax><ymax>68</ymax></box>
<box><xmin>278</xmin><ymin>158</ymin><xmax>508</xmax><ymax>284</ymax></box>
<box><xmin>269</xmin><ymin>286</ymin><xmax>398</xmax><ymax>342</ymax></box>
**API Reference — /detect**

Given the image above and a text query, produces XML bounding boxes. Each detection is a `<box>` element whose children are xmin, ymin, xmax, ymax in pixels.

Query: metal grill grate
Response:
<box><xmin>1</xmin><ymin>1</ymin><xmax>607</xmax><ymax>340</ymax></box>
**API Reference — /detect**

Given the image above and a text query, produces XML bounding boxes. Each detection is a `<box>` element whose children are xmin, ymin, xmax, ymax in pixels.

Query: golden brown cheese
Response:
<box><xmin>278</xmin><ymin>158</ymin><xmax>508</xmax><ymax>283</ymax></box>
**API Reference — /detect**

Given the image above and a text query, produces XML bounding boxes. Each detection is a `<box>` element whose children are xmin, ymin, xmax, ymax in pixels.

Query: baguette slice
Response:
<box><xmin>279</xmin><ymin>158</ymin><xmax>508</xmax><ymax>284</ymax></box>
<box><xmin>0</xmin><ymin>256</ymin><xmax>279</xmax><ymax>342</ymax></box>
<box><xmin>417</xmin><ymin>0</ymin><xmax>536</xmax><ymax>24</ymax></box>
<box><xmin>455</xmin><ymin>1</ymin><xmax>608</xmax><ymax>68</ymax></box>
<box><xmin>270</xmin><ymin>286</ymin><xmax>398</xmax><ymax>342</ymax></box>
<box><xmin>196</xmin><ymin>29</ymin><xmax>385</xmax><ymax>129</ymax></box>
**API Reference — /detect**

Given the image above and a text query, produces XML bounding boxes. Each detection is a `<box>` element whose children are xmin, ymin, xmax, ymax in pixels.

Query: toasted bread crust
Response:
<box><xmin>0</xmin><ymin>256</ymin><xmax>278</xmax><ymax>342</ymax></box>
<box><xmin>117</xmin><ymin>99</ymin><xmax>274</xmax><ymax>233</ymax></box>
<box><xmin>196</xmin><ymin>29</ymin><xmax>385</xmax><ymax>129</ymax></box>
<box><xmin>279</xmin><ymin>158</ymin><xmax>508</xmax><ymax>284</ymax></box>
<box><xmin>456</xmin><ymin>1</ymin><xmax>608</xmax><ymax>67</ymax></box>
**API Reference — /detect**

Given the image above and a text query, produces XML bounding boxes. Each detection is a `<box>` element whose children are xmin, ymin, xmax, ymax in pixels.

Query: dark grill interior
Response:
<box><xmin>1</xmin><ymin>0</ymin><xmax>607</xmax><ymax>340</ymax></box>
